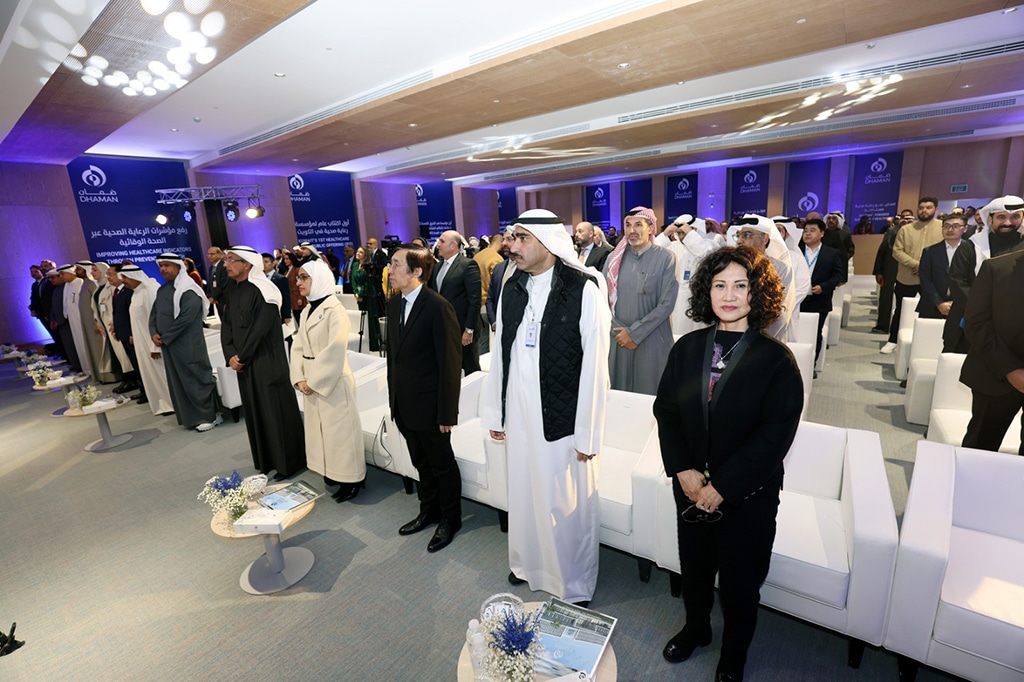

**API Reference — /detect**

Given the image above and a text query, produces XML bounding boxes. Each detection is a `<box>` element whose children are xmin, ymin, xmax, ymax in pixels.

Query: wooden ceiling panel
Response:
<box><xmin>842</xmin><ymin>0</ymin><xmax>1008</xmax><ymax>44</ymax></box>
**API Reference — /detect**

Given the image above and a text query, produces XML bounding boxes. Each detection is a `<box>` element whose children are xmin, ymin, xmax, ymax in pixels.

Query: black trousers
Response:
<box><xmin>888</xmin><ymin>282</ymin><xmax>920</xmax><ymax>344</ymax></box>
<box><xmin>814</xmin><ymin>310</ymin><xmax>828</xmax><ymax>361</ymax></box>
<box><xmin>963</xmin><ymin>390</ymin><xmax>1024</xmax><ymax>456</ymax></box>
<box><xmin>396</xmin><ymin>415</ymin><xmax>462</xmax><ymax>523</ymax></box>
<box><xmin>673</xmin><ymin>477</ymin><xmax>779</xmax><ymax>674</ymax></box>
<box><xmin>875</xmin><ymin>279</ymin><xmax>895</xmax><ymax>332</ymax></box>
<box><xmin>462</xmin><ymin>337</ymin><xmax>480</xmax><ymax>375</ymax></box>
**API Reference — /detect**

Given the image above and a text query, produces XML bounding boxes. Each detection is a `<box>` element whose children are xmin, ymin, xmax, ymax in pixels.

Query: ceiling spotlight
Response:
<box><xmin>170</xmin><ymin>127</ymin><xmax>178</xmax><ymax>132</ymax></box>
<box><xmin>224</xmin><ymin>201</ymin><xmax>239</xmax><ymax>222</ymax></box>
<box><xmin>182</xmin><ymin>202</ymin><xmax>196</xmax><ymax>224</ymax></box>
<box><xmin>1003</xmin><ymin>7</ymin><xmax>1017</xmax><ymax>13</ymax></box>
<box><xmin>617</xmin><ymin>62</ymin><xmax>630</xmax><ymax>70</ymax></box>
<box><xmin>245</xmin><ymin>205</ymin><xmax>265</xmax><ymax>219</ymax></box>
<box><xmin>408</xmin><ymin>123</ymin><xmax>418</xmax><ymax>127</ymax></box>
<box><xmin>274</xmin><ymin>72</ymin><xmax>286</xmax><ymax>77</ymax></box>
<box><xmin>796</xmin><ymin>18</ymin><xmax>806</xmax><ymax>24</ymax></box>
<box><xmin>866</xmin><ymin>42</ymin><xmax>876</xmax><ymax>49</ymax></box>
<box><xmin>155</xmin><ymin>212</ymin><xmax>169</xmax><ymax>225</ymax></box>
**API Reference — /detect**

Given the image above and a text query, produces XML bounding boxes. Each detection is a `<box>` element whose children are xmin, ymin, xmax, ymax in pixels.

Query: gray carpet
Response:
<box><xmin>1</xmin><ymin>296</ymin><xmax>962</xmax><ymax>681</ymax></box>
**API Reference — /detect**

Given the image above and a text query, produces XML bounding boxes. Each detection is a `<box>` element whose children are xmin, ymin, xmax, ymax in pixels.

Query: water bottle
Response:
<box><xmin>466</xmin><ymin>619</ymin><xmax>490</xmax><ymax>681</ymax></box>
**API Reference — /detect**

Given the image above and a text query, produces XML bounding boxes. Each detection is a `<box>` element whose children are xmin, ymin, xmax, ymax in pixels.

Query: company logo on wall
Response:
<box><xmin>77</xmin><ymin>164</ymin><xmax>118</xmax><ymax>203</ymax></box>
<box><xmin>740</xmin><ymin>169</ymin><xmax>761</xmax><ymax>194</ymax></box>
<box><xmin>289</xmin><ymin>174</ymin><xmax>310</xmax><ymax>202</ymax></box>
<box><xmin>798</xmin><ymin>191</ymin><xmax>820</xmax><ymax>212</ymax></box>
<box><xmin>677</xmin><ymin>178</ymin><xmax>690</xmax><ymax>192</ymax></box>
<box><xmin>865</xmin><ymin>157</ymin><xmax>893</xmax><ymax>184</ymax></box>
<box><xmin>415</xmin><ymin>184</ymin><xmax>427</xmax><ymax>206</ymax></box>
<box><xmin>594</xmin><ymin>187</ymin><xmax>605</xmax><ymax>200</ymax></box>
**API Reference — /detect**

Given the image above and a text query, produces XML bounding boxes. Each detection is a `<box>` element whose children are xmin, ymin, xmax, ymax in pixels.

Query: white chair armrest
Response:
<box><xmin>630</xmin><ymin>430</ymin><xmax>664</xmax><ymax>561</ymax></box>
<box><xmin>841</xmin><ymin>429</ymin><xmax>899</xmax><ymax>645</ymax></box>
<box><xmin>883</xmin><ymin>441</ymin><xmax>955</xmax><ymax>661</ymax></box>
<box><xmin>483</xmin><ymin>434</ymin><xmax>508</xmax><ymax>511</ymax></box>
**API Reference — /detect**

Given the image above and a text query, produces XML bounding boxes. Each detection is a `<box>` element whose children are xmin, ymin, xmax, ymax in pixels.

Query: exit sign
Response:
<box><xmin>951</xmin><ymin>184</ymin><xmax>969</xmax><ymax>194</ymax></box>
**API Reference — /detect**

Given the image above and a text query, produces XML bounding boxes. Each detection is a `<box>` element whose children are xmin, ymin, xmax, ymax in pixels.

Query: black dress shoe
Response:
<box><xmin>427</xmin><ymin>518</ymin><xmax>461</xmax><ymax>553</ymax></box>
<box><xmin>112</xmin><ymin>381</ymin><xmax>129</xmax><ymax>394</ymax></box>
<box><xmin>662</xmin><ymin>628</ymin><xmax>712</xmax><ymax>663</ymax></box>
<box><xmin>272</xmin><ymin>472</ymin><xmax>288</xmax><ymax>482</ymax></box>
<box><xmin>574</xmin><ymin>600</ymin><xmax>590</xmax><ymax>608</ymax></box>
<box><xmin>399</xmin><ymin>512</ymin><xmax>439</xmax><ymax>536</ymax></box>
<box><xmin>871</xmin><ymin>327</ymin><xmax>888</xmax><ymax>334</ymax></box>
<box><xmin>332</xmin><ymin>480</ymin><xmax>365</xmax><ymax>503</ymax></box>
<box><xmin>508</xmin><ymin>571</ymin><xmax>527</xmax><ymax>586</ymax></box>
<box><xmin>135</xmin><ymin>394</ymin><xmax>148</xmax><ymax>405</ymax></box>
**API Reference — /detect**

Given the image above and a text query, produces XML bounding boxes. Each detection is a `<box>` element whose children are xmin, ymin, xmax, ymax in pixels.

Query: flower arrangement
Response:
<box><xmin>25</xmin><ymin>353</ymin><xmax>47</xmax><ymax>366</ymax></box>
<box><xmin>481</xmin><ymin>607</ymin><xmax>543</xmax><ymax>682</ymax></box>
<box><xmin>28</xmin><ymin>366</ymin><xmax>61</xmax><ymax>386</ymax></box>
<box><xmin>66</xmin><ymin>385</ymin><xmax>101</xmax><ymax>410</ymax></box>
<box><xmin>197</xmin><ymin>470</ymin><xmax>268</xmax><ymax>520</ymax></box>
<box><xmin>0</xmin><ymin>344</ymin><xmax>19</xmax><ymax>356</ymax></box>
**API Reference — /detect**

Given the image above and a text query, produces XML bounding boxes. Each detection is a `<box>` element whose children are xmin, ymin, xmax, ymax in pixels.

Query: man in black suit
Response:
<box><xmin>486</xmin><ymin>231</ymin><xmax>514</xmax><ymax>331</ymax></box>
<box><xmin>574</xmin><ymin>221</ymin><xmax>612</xmax><ymax>271</ymax></box>
<box><xmin>206</xmin><ymin>246</ymin><xmax>229</xmax><ymax>315</ymax></box>
<box><xmin>917</xmin><ymin>215</ymin><xmax>966</xmax><ymax>348</ymax></box>
<box><xmin>871</xmin><ymin>216</ymin><xmax>908</xmax><ymax>333</ymax></box>
<box><xmin>429</xmin><ymin>230</ymin><xmax>482</xmax><ymax>374</ymax></box>
<box><xmin>109</xmin><ymin>264</ymin><xmax>142</xmax><ymax>396</ymax></box>
<box><xmin>798</xmin><ymin>219</ymin><xmax>846</xmax><ymax>363</ymax></box>
<box><xmin>960</xmin><ymin>250</ymin><xmax>1024</xmax><ymax>455</ymax></box>
<box><xmin>387</xmin><ymin>244</ymin><xmax>464</xmax><ymax>552</ymax></box>
<box><xmin>340</xmin><ymin>244</ymin><xmax>356</xmax><ymax>294</ymax></box>
<box><xmin>262</xmin><ymin>253</ymin><xmax>292</xmax><ymax>324</ymax></box>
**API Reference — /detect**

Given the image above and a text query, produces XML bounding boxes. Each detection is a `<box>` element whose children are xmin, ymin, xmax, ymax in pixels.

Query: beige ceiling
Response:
<box><xmin>1</xmin><ymin>0</ymin><xmax>1021</xmax><ymax>188</ymax></box>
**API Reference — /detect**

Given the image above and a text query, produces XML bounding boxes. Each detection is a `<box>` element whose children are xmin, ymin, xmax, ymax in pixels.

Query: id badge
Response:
<box><xmin>100</xmin><ymin>304</ymin><xmax>108</xmax><ymax>313</ymax></box>
<box><xmin>683</xmin><ymin>270</ymin><xmax>691</xmax><ymax>281</ymax></box>
<box><xmin>525</xmin><ymin>322</ymin><xmax>538</xmax><ymax>348</ymax></box>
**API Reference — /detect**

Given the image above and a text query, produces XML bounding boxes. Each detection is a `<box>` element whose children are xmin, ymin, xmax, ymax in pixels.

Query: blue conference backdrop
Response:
<box><xmin>665</xmin><ymin>173</ymin><xmax>698</xmax><ymax>222</ymax></box>
<box><xmin>289</xmin><ymin>170</ymin><xmax>359</xmax><ymax>250</ymax></box>
<box><xmin>416</xmin><ymin>181</ymin><xmax>456</xmax><ymax>241</ymax></box>
<box><xmin>623</xmin><ymin>178</ymin><xmax>652</xmax><ymax>213</ymax></box>
<box><xmin>584</xmin><ymin>183</ymin><xmax>611</xmax><ymax>228</ymax></box>
<box><xmin>785</xmin><ymin>158</ymin><xmax>830</xmax><ymax>217</ymax></box>
<box><xmin>849</xmin><ymin>151</ymin><xmax>903</xmax><ymax>233</ymax></box>
<box><xmin>67</xmin><ymin>155</ymin><xmax>203</xmax><ymax>280</ymax></box>
<box><xmin>729</xmin><ymin>164</ymin><xmax>770</xmax><ymax>218</ymax></box>
<box><xmin>497</xmin><ymin>187</ymin><xmax>518</xmax><ymax>227</ymax></box>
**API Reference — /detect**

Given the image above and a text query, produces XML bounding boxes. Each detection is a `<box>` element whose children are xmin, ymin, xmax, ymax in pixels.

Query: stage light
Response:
<box><xmin>224</xmin><ymin>200</ymin><xmax>239</xmax><ymax>222</ymax></box>
<box><xmin>156</xmin><ymin>213</ymin><xmax>169</xmax><ymax>225</ymax></box>
<box><xmin>182</xmin><ymin>201</ymin><xmax>196</xmax><ymax>223</ymax></box>
<box><xmin>245</xmin><ymin>205</ymin><xmax>265</xmax><ymax>219</ymax></box>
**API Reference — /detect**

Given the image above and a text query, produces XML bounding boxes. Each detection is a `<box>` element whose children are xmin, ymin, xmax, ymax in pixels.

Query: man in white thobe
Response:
<box><xmin>655</xmin><ymin>214</ymin><xmax>718</xmax><ymax>336</ymax></box>
<box><xmin>733</xmin><ymin>214</ymin><xmax>800</xmax><ymax>341</ymax></box>
<box><xmin>119</xmin><ymin>265</ymin><xmax>174</xmax><ymax>416</ymax></box>
<box><xmin>481</xmin><ymin>208</ymin><xmax>611</xmax><ymax>605</ymax></box>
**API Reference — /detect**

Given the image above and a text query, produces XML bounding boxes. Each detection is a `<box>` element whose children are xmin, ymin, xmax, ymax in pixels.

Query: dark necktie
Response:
<box><xmin>400</xmin><ymin>297</ymin><xmax>407</xmax><ymax>334</ymax></box>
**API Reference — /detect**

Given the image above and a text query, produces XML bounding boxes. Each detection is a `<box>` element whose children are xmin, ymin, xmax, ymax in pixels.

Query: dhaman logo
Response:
<box><xmin>864</xmin><ymin>157</ymin><xmax>893</xmax><ymax>185</ymax></box>
<box><xmin>870</xmin><ymin>157</ymin><xmax>888</xmax><ymax>173</ymax></box>
<box><xmin>81</xmin><ymin>165</ymin><xmax>107</xmax><ymax>187</ymax></box>
<box><xmin>739</xmin><ymin>168</ymin><xmax>762</xmax><ymax>195</ymax></box>
<box><xmin>798</xmin><ymin>191</ymin><xmax>820</xmax><ymax>213</ymax></box>
<box><xmin>744</xmin><ymin>170</ymin><xmax>758</xmax><ymax>184</ymax></box>
<box><xmin>289</xmin><ymin>174</ymin><xmax>305</xmax><ymax>191</ymax></box>
<box><xmin>593</xmin><ymin>187</ymin><xmax>605</xmax><ymax>200</ymax></box>
<box><xmin>415</xmin><ymin>184</ymin><xmax>427</xmax><ymax>206</ymax></box>
<box><xmin>677</xmin><ymin>178</ymin><xmax>690</xmax><ymax>192</ymax></box>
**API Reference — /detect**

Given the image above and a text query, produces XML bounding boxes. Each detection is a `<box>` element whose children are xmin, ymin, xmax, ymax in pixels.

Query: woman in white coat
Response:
<box><xmin>290</xmin><ymin>258</ymin><xmax>366</xmax><ymax>502</ymax></box>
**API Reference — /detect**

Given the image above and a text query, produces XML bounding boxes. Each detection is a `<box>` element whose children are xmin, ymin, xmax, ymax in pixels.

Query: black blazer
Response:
<box><xmin>111</xmin><ymin>285</ymin><xmax>134</xmax><ymax>344</ymax></box>
<box><xmin>386</xmin><ymin>286</ymin><xmax>462</xmax><ymax>430</ymax></box>
<box><xmin>798</xmin><ymin>243</ymin><xmax>846</xmax><ymax>313</ymax></box>
<box><xmin>581</xmin><ymin>243</ymin><xmax>611</xmax><ymax>271</ymax></box>
<box><xmin>960</xmin><ymin>250</ymin><xmax>1024</xmax><ymax>396</ymax></box>
<box><xmin>654</xmin><ymin>327</ymin><xmax>804</xmax><ymax>503</ymax></box>
<box><xmin>428</xmin><ymin>252</ymin><xmax>481</xmax><ymax>332</ymax></box>
<box><xmin>207</xmin><ymin>259</ymin><xmax>229</xmax><ymax>302</ymax></box>
<box><xmin>917</xmin><ymin>241</ymin><xmax>952</xmax><ymax>318</ymax></box>
<box><xmin>486</xmin><ymin>259</ymin><xmax>510</xmax><ymax>326</ymax></box>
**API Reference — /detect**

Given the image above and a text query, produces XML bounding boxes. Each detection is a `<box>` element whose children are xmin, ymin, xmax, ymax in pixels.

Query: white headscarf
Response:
<box><xmin>674</xmin><ymin>214</ymin><xmax>708</xmax><ymax>235</ymax></box>
<box><xmin>76</xmin><ymin>260</ymin><xmax>95</xmax><ymax>281</ymax></box>
<box><xmin>227</xmin><ymin>246</ymin><xmax>283</xmax><ymax>307</ymax></box>
<box><xmin>119</xmin><ymin>264</ymin><xmax>159</xmax><ymax>295</ymax></box>
<box><xmin>771</xmin><ymin>216</ymin><xmax>803</xmax><ymax>253</ymax></box>
<box><xmin>510</xmin><ymin>209</ymin><xmax>607</xmax><ymax>296</ymax></box>
<box><xmin>156</xmin><ymin>253</ymin><xmax>207</xmax><ymax>318</ymax></box>
<box><xmin>738</xmin><ymin>214</ymin><xmax>797</xmax><ymax>332</ymax></box>
<box><xmin>970</xmin><ymin>195</ymin><xmax>1024</xmax><ymax>267</ymax></box>
<box><xmin>301</xmin><ymin>258</ymin><xmax>335</xmax><ymax>301</ymax></box>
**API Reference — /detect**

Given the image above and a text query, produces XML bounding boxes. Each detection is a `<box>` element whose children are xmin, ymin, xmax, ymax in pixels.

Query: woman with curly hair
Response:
<box><xmin>654</xmin><ymin>245</ymin><xmax>804</xmax><ymax>682</ymax></box>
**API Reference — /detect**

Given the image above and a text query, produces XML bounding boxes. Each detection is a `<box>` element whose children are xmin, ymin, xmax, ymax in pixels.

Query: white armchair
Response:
<box><xmin>450</xmin><ymin>372</ymin><xmax>509</xmax><ymax>514</ymax></box>
<box><xmin>654</xmin><ymin>422</ymin><xmax>898</xmax><ymax>667</ymax></box>
<box><xmin>597</xmin><ymin>390</ymin><xmax>661</xmax><ymax>579</ymax></box>
<box><xmin>903</xmin><ymin>318</ymin><xmax>945</xmax><ymax>425</ymax></box>
<box><xmin>785</xmin><ymin>341</ymin><xmax>814</xmax><ymax>418</ymax></box>
<box><xmin>894</xmin><ymin>295</ymin><xmax>920</xmax><ymax>380</ymax></box>
<box><xmin>795</xmin><ymin>310</ymin><xmax>828</xmax><ymax>373</ymax></box>
<box><xmin>884</xmin><ymin>441</ymin><xmax>1024</xmax><ymax>681</ymax></box>
<box><xmin>927</xmin><ymin>353</ymin><xmax>1022</xmax><ymax>454</ymax></box>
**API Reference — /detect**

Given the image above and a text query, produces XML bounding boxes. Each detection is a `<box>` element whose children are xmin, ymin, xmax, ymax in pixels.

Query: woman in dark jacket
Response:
<box><xmin>654</xmin><ymin>246</ymin><xmax>804</xmax><ymax>682</ymax></box>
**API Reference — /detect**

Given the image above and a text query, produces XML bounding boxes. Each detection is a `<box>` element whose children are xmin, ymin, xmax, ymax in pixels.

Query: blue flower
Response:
<box><xmin>489</xmin><ymin>610</ymin><xmax>537</xmax><ymax>656</ymax></box>
<box><xmin>212</xmin><ymin>470</ymin><xmax>242</xmax><ymax>496</ymax></box>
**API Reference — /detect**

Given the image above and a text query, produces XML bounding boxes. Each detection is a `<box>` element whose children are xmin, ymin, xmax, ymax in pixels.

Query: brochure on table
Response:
<box><xmin>534</xmin><ymin>597</ymin><xmax>617</xmax><ymax>678</ymax></box>
<box><xmin>258</xmin><ymin>480</ymin><xmax>323</xmax><ymax>511</ymax></box>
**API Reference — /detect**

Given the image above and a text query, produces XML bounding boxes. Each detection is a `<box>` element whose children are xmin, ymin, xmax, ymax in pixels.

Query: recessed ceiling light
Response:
<box><xmin>291</xmin><ymin>158</ymin><xmax>298</xmax><ymax>162</ymax></box>
<box><xmin>273</xmin><ymin>72</ymin><xmax>285</xmax><ymax>78</ymax></box>
<box><xmin>796</xmin><ymin>18</ymin><xmax>806</xmax><ymax>24</ymax></box>
<box><xmin>170</xmin><ymin>128</ymin><xmax>178</xmax><ymax>132</ymax></box>
<box><xmin>961</xmin><ymin>84</ymin><xmax>971</xmax><ymax>89</ymax></box>
<box><xmin>710</xmin><ymin>124</ymin><xmax>718</xmax><ymax>128</ymax></box>
<box><xmin>617</xmin><ymin>62</ymin><xmax>630</xmax><ymax>69</ymax></box>
<box><xmin>193</xmin><ymin>116</ymin><xmax>202</xmax><ymax>122</ymax></box>
<box><xmin>866</xmin><ymin>42</ymin><xmax>876</xmax><ymax>49</ymax></box>
<box><xmin>1003</xmin><ymin>7</ymin><xmax>1017</xmax><ymax>13</ymax></box>
<box><xmin>677</xmin><ymin>81</ymin><xmax>685</xmax><ymax>85</ymax></box>
<box><xmin>493</xmin><ymin>99</ymin><xmax>500</xmax><ymax>103</ymax></box>
<box><xmin>408</xmin><ymin>123</ymin><xmax>417</xmax><ymax>127</ymax></box>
